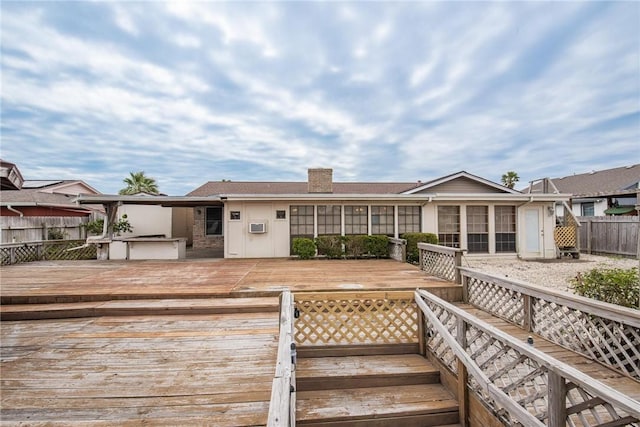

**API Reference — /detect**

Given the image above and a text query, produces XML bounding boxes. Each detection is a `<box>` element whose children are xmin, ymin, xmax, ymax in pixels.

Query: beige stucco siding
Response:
<box><xmin>117</xmin><ymin>205</ymin><xmax>172</xmax><ymax>238</ymax></box>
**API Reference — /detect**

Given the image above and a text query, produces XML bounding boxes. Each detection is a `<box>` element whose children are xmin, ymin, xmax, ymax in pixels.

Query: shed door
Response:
<box><xmin>523</xmin><ymin>207</ymin><xmax>544</xmax><ymax>258</ymax></box>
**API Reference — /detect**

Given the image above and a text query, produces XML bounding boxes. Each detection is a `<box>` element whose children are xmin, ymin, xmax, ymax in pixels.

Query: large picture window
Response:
<box><xmin>438</xmin><ymin>206</ymin><xmax>460</xmax><ymax>248</ymax></box>
<box><xmin>205</xmin><ymin>206</ymin><xmax>223</xmax><ymax>236</ymax></box>
<box><xmin>398</xmin><ymin>206</ymin><xmax>421</xmax><ymax>234</ymax></box>
<box><xmin>495</xmin><ymin>206</ymin><xmax>516</xmax><ymax>252</ymax></box>
<box><xmin>371</xmin><ymin>206</ymin><xmax>394</xmax><ymax>236</ymax></box>
<box><xmin>290</xmin><ymin>205</ymin><xmax>314</xmax><ymax>238</ymax></box>
<box><xmin>317</xmin><ymin>205</ymin><xmax>341</xmax><ymax>235</ymax></box>
<box><xmin>345</xmin><ymin>206</ymin><xmax>368</xmax><ymax>234</ymax></box>
<box><xmin>467</xmin><ymin>206</ymin><xmax>488</xmax><ymax>253</ymax></box>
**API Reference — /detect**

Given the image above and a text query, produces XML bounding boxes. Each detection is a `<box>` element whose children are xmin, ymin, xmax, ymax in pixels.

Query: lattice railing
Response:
<box><xmin>418</xmin><ymin>242</ymin><xmax>463</xmax><ymax>283</ymax></box>
<box><xmin>294</xmin><ymin>291</ymin><xmax>418</xmax><ymax>346</ymax></box>
<box><xmin>461</xmin><ymin>268</ymin><xmax>640</xmax><ymax>381</ymax></box>
<box><xmin>416</xmin><ymin>289</ymin><xmax>640</xmax><ymax>427</ymax></box>
<box><xmin>0</xmin><ymin>240</ymin><xmax>96</xmax><ymax>265</ymax></box>
<box><xmin>554</xmin><ymin>226</ymin><xmax>577</xmax><ymax>248</ymax></box>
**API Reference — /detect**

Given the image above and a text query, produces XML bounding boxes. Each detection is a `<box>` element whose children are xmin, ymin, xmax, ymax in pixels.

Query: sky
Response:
<box><xmin>1</xmin><ymin>1</ymin><xmax>638</xmax><ymax>196</ymax></box>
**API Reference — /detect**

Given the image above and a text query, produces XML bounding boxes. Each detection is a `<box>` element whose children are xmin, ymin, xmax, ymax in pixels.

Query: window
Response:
<box><xmin>317</xmin><ymin>205</ymin><xmax>341</xmax><ymax>235</ymax></box>
<box><xmin>206</xmin><ymin>206</ymin><xmax>223</xmax><ymax>235</ymax></box>
<box><xmin>345</xmin><ymin>206</ymin><xmax>368</xmax><ymax>234</ymax></box>
<box><xmin>398</xmin><ymin>206</ymin><xmax>421</xmax><ymax>234</ymax></box>
<box><xmin>371</xmin><ymin>206</ymin><xmax>394</xmax><ymax>236</ymax></box>
<box><xmin>276</xmin><ymin>210</ymin><xmax>286</xmax><ymax>220</ymax></box>
<box><xmin>290</xmin><ymin>205</ymin><xmax>314</xmax><ymax>237</ymax></box>
<box><xmin>495</xmin><ymin>206</ymin><xmax>516</xmax><ymax>252</ymax></box>
<box><xmin>438</xmin><ymin>206</ymin><xmax>460</xmax><ymax>248</ymax></box>
<box><xmin>467</xmin><ymin>206</ymin><xmax>488</xmax><ymax>253</ymax></box>
<box><xmin>581</xmin><ymin>202</ymin><xmax>595</xmax><ymax>216</ymax></box>
<box><xmin>230</xmin><ymin>211</ymin><xmax>240</xmax><ymax>220</ymax></box>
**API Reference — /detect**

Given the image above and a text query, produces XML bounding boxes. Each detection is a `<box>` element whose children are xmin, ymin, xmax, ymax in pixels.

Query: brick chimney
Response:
<box><xmin>308</xmin><ymin>168</ymin><xmax>333</xmax><ymax>193</ymax></box>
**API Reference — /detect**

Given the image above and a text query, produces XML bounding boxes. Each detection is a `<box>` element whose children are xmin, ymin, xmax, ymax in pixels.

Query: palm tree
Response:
<box><xmin>501</xmin><ymin>171</ymin><xmax>520</xmax><ymax>189</ymax></box>
<box><xmin>119</xmin><ymin>171</ymin><xmax>159</xmax><ymax>195</ymax></box>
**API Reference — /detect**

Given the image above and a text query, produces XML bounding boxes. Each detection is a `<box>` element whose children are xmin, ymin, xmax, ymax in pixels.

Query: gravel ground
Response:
<box><xmin>461</xmin><ymin>254</ymin><xmax>639</xmax><ymax>293</ymax></box>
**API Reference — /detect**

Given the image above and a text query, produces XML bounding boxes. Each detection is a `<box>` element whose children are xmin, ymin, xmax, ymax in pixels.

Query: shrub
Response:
<box><xmin>402</xmin><ymin>232</ymin><xmax>438</xmax><ymax>263</ymax></box>
<box><xmin>292</xmin><ymin>237</ymin><xmax>316</xmax><ymax>260</ymax></box>
<box><xmin>571</xmin><ymin>267</ymin><xmax>639</xmax><ymax>309</ymax></box>
<box><xmin>83</xmin><ymin>215</ymin><xmax>133</xmax><ymax>235</ymax></box>
<box><xmin>315</xmin><ymin>235</ymin><xmax>344</xmax><ymax>259</ymax></box>
<box><xmin>47</xmin><ymin>228</ymin><xmax>67</xmax><ymax>240</ymax></box>
<box><xmin>365</xmin><ymin>235</ymin><xmax>389</xmax><ymax>258</ymax></box>
<box><xmin>344</xmin><ymin>235</ymin><xmax>368</xmax><ymax>258</ymax></box>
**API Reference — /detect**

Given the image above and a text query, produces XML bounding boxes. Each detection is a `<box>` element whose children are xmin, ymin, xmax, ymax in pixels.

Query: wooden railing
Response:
<box><xmin>0</xmin><ymin>240</ymin><xmax>97</xmax><ymax>265</ymax></box>
<box><xmin>294</xmin><ymin>291</ymin><xmax>418</xmax><ymax>346</ymax></box>
<box><xmin>415</xmin><ymin>289</ymin><xmax>640</xmax><ymax>427</ymax></box>
<box><xmin>388</xmin><ymin>237</ymin><xmax>407</xmax><ymax>262</ymax></box>
<box><xmin>459</xmin><ymin>267</ymin><xmax>640</xmax><ymax>380</ymax></box>
<box><xmin>268</xmin><ymin>291</ymin><xmax>296</xmax><ymax>427</ymax></box>
<box><xmin>418</xmin><ymin>243</ymin><xmax>464</xmax><ymax>284</ymax></box>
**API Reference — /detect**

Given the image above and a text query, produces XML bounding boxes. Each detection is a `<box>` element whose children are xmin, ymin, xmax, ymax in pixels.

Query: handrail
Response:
<box><xmin>267</xmin><ymin>291</ymin><xmax>296</xmax><ymax>427</ymax></box>
<box><xmin>459</xmin><ymin>267</ymin><xmax>640</xmax><ymax>379</ymax></box>
<box><xmin>415</xmin><ymin>289</ymin><xmax>640</xmax><ymax>426</ymax></box>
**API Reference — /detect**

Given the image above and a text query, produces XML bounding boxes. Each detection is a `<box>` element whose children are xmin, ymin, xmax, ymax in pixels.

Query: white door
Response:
<box><xmin>523</xmin><ymin>207</ymin><xmax>544</xmax><ymax>258</ymax></box>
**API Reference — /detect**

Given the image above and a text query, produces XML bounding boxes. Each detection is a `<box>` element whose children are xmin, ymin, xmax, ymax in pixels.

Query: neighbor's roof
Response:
<box><xmin>187</xmin><ymin>181</ymin><xmax>422</xmax><ymax>197</ymax></box>
<box><xmin>0</xmin><ymin>187</ymin><xmax>93</xmax><ymax>210</ymax></box>
<box><xmin>531</xmin><ymin>164</ymin><xmax>640</xmax><ymax>197</ymax></box>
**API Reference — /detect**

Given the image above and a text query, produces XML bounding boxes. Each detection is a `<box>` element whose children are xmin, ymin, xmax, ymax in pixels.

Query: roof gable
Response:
<box><xmin>402</xmin><ymin>171</ymin><xmax>519</xmax><ymax>195</ymax></box>
<box><xmin>26</xmin><ymin>180</ymin><xmax>100</xmax><ymax>196</ymax></box>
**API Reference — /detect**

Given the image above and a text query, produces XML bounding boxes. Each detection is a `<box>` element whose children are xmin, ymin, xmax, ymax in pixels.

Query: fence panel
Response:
<box><xmin>0</xmin><ymin>216</ymin><xmax>92</xmax><ymax>243</ymax></box>
<box><xmin>578</xmin><ymin>216</ymin><xmax>639</xmax><ymax>258</ymax></box>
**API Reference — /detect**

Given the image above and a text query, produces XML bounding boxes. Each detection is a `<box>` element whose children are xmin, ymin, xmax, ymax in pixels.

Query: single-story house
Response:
<box><xmin>76</xmin><ymin>168</ymin><xmax>569</xmax><ymax>260</ymax></box>
<box><xmin>528</xmin><ymin>164</ymin><xmax>640</xmax><ymax>217</ymax></box>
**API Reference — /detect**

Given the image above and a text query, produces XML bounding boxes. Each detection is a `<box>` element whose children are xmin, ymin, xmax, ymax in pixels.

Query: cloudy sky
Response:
<box><xmin>1</xmin><ymin>2</ymin><xmax>638</xmax><ymax>195</ymax></box>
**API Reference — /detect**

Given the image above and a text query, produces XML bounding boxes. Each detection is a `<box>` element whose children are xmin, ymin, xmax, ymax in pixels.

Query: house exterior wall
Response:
<box><xmin>570</xmin><ymin>199</ymin><xmax>608</xmax><ymax>217</ymax></box>
<box><xmin>117</xmin><ymin>205</ymin><xmax>172</xmax><ymax>238</ymax></box>
<box><xmin>215</xmin><ymin>200</ymin><xmax>557</xmax><ymax>259</ymax></box>
<box><xmin>192</xmin><ymin>206</ymin><xmax>224</xmax><ymax>250</ymax></box>
<box><xmin>171</xmin><ymin>207</ymin><xmax>193</xmax><ymax>245</ymax></box>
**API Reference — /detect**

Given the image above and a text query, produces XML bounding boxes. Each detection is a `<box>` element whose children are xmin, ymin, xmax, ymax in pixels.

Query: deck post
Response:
<box><xmin>461</xmin><ymin>273</ymin><xmax>469</xmax><ymax>303</ymax></box>
<box><xmin>454</xmin><ymin>251</ymin><xmax>462</xmax><ymax>284</ymax></box>
<box><xmin>523</xmin><ymin>294</ymin><xmax>532</xmax><ymax>332</ymax></box>
<box><xmin>456</xmin><ymin>316</ymin><xmax>469</xmax><ymax>426</ymax></box>
<box><xmin>547</xmin><ymin>371</ymin><xmax>566</xmax><ymax>427</ymax></box>
<box><xmin>418</xmin><ymin>307</ymin><xmax>426</xmax><ymax>356</ymax></box>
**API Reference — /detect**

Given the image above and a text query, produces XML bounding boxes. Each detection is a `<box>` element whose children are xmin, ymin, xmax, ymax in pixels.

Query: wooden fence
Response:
<box><xmin>0</xmin><ymin>240</ymin><xmax>97</xmax><ymax>265</ymax></box>
<box><xmin>0</xmin><ymin>216</ymin><xmax>94</xmax><ymax>244</ymax></box>
<box><xmin>577</xmin><ymin>216</ymin><xmax>639</xmax><ymax>258</ymax></box>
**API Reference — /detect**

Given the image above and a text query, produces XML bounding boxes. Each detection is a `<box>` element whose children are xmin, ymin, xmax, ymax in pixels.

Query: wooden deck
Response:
<box><xmin>0</xmin><ymin>258</ymin><xmax>457</xmax><ymax>304</ymax></box>
<box><xmin>1</xmin><ymin>311</ymin><xmax>280</xmax><ymax>426</ymax></box>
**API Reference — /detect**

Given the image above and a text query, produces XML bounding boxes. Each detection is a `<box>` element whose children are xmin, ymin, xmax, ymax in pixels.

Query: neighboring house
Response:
<box><xmin>0</xmin><ymin>160</ymin><xmax>102</xmax><ymax>242</ymax></box>
<box><xmin>182</xmin><ymin>168</ymin><xmax>567</xmax><ymax>260</ymax></box>
<box><xmin>529</xmin><ymin>164</ymin><xmax>640</xmax><ymax>217</ymax></box>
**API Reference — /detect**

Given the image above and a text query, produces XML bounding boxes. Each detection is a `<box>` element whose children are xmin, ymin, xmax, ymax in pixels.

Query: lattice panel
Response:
<box><xmin>466</xmin><ymin>324</ymin><xmax>550</xmax><ymax>423</ymax></box>
<box><xmin>294</xmin><ymin>296</ymin><xmax>418</xmax><ymax>346</ymax></box>
<box><xmin>421</xmin><ymin>250</ymin><xmax>456</xmax><ymax>282</ymax></box>
<box><xmin>419</xmin><ymin>291</ymin><xmax>640</xmax><ymax>427</ymax></box>
<box><xmin>533</xmin><ymin>298</ymin><xmax>640</xmax><ymax>380</ymax></box>
<box><xmin>44</xmin><ymin>241</ymin><xmax>97</xmax><ymax>261</ymax></box>
<box><xmin>467</xmin><ymin>278</ymin><xmax>525</xmax><ymax>326</ymax></box>
<box><xmin>424</xmin><ymin>299</ymin><xmax>458</xmax><ymax>373</ymax></box>
<box><xmin>565</xmin><ymin>382</ymin><xmax>639</xmax><ymax>427</ymax></box>
<box><xmin>554</xmin><ymin>226</ymin><xmax>577</xmax><ymax>247</ymax></box>
<box><xmin>0</xmin><ymin>245</ymin><xmax>40</xmax><ymax>265</ymax></box>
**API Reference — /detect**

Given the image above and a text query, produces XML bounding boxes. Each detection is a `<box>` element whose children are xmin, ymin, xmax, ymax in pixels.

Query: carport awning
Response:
<box><xmin>603</xmin><ymin>206</ymin><xmax>636</xmax><ymax>215</ymax></box>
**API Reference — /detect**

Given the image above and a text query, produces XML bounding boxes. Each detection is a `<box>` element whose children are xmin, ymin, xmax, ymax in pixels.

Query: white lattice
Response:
<box><xmin>467</xmin><ymin>278</ymin><xmax>525</xmax><ymax>326</ymax></box>
<box><xmin>421</xmin><ymin>250</ymin><xmax>457</xmax><ymax>282</ymax></box>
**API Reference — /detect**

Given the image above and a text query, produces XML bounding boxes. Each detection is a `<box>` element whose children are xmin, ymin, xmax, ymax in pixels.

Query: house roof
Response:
<box><xmin>530</xmin><ymin>164</ymin><xmax>640</xmax><ymax>197</ymax></box>
<box><xmin>0</xmin><ymin>159</ymin><xmax>24</xmax><ymax>190</ymax></box>
<box><xmin>187</xmin><ymin>181</ymin><xmax>422</xmax><ymax>197</ymax></box>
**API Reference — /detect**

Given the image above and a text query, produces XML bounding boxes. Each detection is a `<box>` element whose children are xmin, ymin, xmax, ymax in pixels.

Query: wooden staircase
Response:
<box><xmin>295</xmin><ymin>347</ymin><xmax>460</xmax><ymax>427</ymax></box>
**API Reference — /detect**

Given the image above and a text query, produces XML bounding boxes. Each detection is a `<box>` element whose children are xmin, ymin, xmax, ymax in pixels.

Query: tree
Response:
<box><xmin>501</xmin><ymin>171</ymin><xmax>520</xmax><ymax>189</ymax></box>
<box><xmin>119</xmin><ymin>171</ymin><xmax>159</xmax><ymax>195</ymax></box>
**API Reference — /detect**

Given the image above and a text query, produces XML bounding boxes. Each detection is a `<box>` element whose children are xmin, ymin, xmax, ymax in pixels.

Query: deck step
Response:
<box><xmin>296</xmin><ymin>383</ymin><xmax>459</xmax><ymax>426</ymax></box>
<box><xmin>297</xmin><ymin>354</ymin><xmax>440</xmax><ymax>391</ymax></box>
<box><xmin>0</xmin><ymin>297</ymin><xmax>280</xmax><ymax>320</ymax></box>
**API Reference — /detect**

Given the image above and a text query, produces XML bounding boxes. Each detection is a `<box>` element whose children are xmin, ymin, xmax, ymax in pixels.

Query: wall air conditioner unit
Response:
<box><xmin>249</xmin><ymin>222</ymin><xmax>267</xmax><ymax>234</ymax></box>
